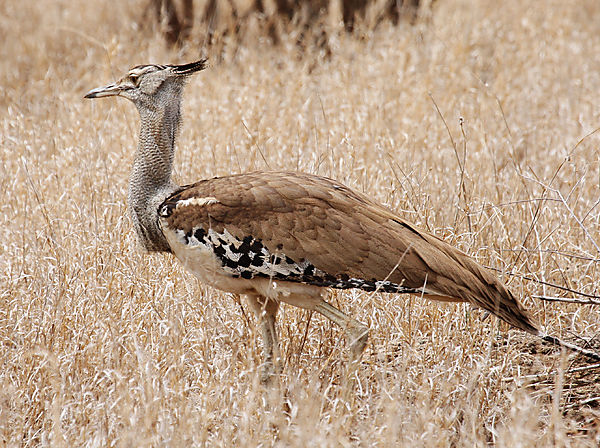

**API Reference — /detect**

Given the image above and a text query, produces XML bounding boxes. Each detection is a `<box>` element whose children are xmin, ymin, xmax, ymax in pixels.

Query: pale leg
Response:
<box><xmin>278</xmin><ymin>293</ymin><xmax>369</xmax><ymax>396</ymax></box>
<box><xmin>245</xmin><ymin>294</ymin><xmax>281</xmax><ymax>383</ymax></box>
<box><xmin>272</xmin><ymin>289</ymin><xmax>370</xmax><ymax>365</ymax></box>
<box><xmin>314</xmin><ymin>301</ymin><xmax>369</xmax><ymax>365</ymax></box>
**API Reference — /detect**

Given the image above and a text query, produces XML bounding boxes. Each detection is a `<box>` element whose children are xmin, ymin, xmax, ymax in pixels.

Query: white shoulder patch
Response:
<box><xmin>175</xmin><ymin>196</ymin><xmax>219</xmax><ymax>209</ymax></box>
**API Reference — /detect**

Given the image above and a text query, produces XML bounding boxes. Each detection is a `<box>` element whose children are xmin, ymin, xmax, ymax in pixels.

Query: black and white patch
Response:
<box><xmin>175</xmin><ymin>226</ymin><xmax>424</xmax><ymax>295</ymax></box>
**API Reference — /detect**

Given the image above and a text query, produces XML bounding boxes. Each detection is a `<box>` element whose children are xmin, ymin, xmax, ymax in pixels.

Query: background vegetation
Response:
<box><xmin>1</xmin><ymin>0</ymin><xmax>600</xmax><ymax>445</ymax></box>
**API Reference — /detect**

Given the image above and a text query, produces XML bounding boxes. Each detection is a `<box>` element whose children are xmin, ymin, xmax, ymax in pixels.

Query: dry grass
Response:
<box><xmin>2</xmin><ymin>0</ymin><xmax>600</xmax><ymax>446</ymax></box>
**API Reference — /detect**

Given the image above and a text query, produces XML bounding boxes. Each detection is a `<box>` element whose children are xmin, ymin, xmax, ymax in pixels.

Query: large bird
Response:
<box><xmin>85</xmin><ymin>60</ymin><xmax>599</xmax><ymax>380</ymax></box>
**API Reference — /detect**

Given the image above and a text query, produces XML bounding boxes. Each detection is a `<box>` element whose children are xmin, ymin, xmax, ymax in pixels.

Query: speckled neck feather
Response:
<box><xmin>127</xmin><ymin>91</ymin><xmax>181</xmax><ymax>252</ymax></box>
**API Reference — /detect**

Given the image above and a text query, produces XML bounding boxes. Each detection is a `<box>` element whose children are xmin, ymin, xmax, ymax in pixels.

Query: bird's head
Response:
<box><xmin>84</xmin><ymin>59</ymin><xmax>207</xmax><ymax>110</ymax></box>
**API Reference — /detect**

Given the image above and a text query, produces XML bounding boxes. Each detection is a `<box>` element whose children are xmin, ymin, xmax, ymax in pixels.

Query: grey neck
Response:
<box><xmin>128</xmin><ymin>101</ymin><xmax>181</xmax><ymax>252</ymax></box>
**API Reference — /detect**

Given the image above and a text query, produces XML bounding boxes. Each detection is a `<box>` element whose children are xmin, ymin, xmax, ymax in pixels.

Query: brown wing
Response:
<box><xmin>160</xmin><ymin>171</ymin><xmax>538</xmax><ymax>335</ymax></box>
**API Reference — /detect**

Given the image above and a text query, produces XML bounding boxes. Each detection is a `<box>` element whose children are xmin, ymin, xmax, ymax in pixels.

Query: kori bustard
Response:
<box><xmin>85</xmin><ymin>60</ymin><xmax>599</xmax><ymax>379</ymax></box>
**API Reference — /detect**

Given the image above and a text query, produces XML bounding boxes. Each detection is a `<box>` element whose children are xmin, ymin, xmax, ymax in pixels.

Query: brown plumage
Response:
<box><xmin>161</xmin><ymin>171</ymin><xmax>537</xmax><ymax>335</ymax></box>
<box><xmin>84</xmin><ymin>60</ymin><xmax>599</xmax><ymax>382</ymax></box>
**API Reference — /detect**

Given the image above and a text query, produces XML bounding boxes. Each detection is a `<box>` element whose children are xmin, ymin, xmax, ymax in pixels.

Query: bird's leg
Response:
<box><xmin>314</xmin><ymin>301</ymin><xmax>369</xmax><ymax>366</ymax></box>
<box><xmin>273</xmin><ymin>290</ymin><xmax>369</xmax><ymax>365</ymax></box>
<box><xmin>245</xmin><ymin>294</ymin><xmax>281</xmax><ymax>384</ymax></box>
<box><xmin>313</xmin><ymin>300</ymin><xmax>368</xmax><ymax>398</ymax></box>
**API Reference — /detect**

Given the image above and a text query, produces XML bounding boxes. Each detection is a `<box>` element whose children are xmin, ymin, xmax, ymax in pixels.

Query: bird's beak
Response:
<box><xmin>84</xmin><ymin>83</ymin><xmax>123</xmax><ymax>99</ymax></box>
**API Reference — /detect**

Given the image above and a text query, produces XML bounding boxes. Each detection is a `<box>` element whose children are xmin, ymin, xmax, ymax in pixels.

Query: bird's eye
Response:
<box><xmin>128</xmin><ymin>74</ymin><xmax>139</xmax><ymax>86</ymax></box>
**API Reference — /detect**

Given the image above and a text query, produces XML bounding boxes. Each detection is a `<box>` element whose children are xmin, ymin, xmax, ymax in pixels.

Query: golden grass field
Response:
<box><xmin>2</xmin><ymin>0</ymin><xmax>600</xmax><ymax>445</ymax></box>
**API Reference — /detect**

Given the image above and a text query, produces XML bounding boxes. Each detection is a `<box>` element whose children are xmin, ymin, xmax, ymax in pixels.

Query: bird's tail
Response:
<box><xmin>420</xmin><ymin>243</ymin><xmax>600</xmax><ymax>362</ymax></box>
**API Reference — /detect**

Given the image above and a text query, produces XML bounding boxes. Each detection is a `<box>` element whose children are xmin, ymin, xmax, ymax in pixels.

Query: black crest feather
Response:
<box><xmin>170</xmin><ymin>59</ymin><xmax>208</xmax><ymax>75</ymax></box>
